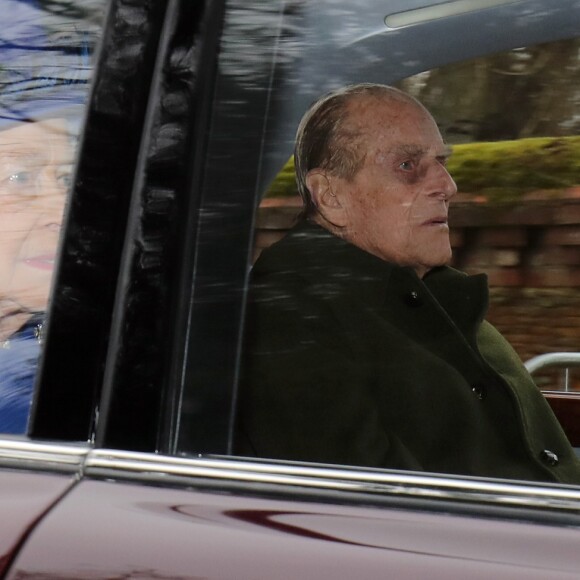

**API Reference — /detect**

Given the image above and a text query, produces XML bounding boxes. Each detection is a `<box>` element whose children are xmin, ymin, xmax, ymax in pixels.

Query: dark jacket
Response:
<box><xmin>238</xmin><ymin>220</ymin><xmax>580</xmax><ymax>484</ymax></box>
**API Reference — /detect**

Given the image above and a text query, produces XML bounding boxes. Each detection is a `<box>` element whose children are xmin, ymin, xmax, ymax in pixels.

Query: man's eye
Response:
<box><xmin>399</xmin><ymin>160</ymin><xmax>414</xmax><ymax>171</ymax></box>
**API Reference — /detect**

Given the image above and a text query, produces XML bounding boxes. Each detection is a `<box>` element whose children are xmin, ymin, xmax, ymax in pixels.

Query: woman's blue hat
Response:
<box><xmin>0</xmin><ymin>0</ymin><xmax>96</xmax><ymax>130</ymax></box>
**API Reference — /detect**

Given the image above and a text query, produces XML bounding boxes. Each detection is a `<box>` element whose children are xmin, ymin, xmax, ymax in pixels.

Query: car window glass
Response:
<box><xmin>0</xmin><ymin>0</ymin><xmax>105</xmax><ymax>435</ymax></box>
<box><xmin>173</xmin><ymin>0</ymin><xmax>580</xmax><ymax>483</ymax></box>
<box><xmin>248</xmin><ymin>38</ymin><xmax>580</xmax><ymax>470</ymax></box>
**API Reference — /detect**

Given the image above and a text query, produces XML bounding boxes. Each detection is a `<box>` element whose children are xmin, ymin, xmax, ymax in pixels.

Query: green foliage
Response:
<box><xmin>265</xmin><ymin>136</ymin><xmax>580</xmax><ymax>202</ymax></box>
<box><xmin>265</xmin><ymin>159</ymin><xmax>298</xmax><ymax>198</ymax></box>
<box><xmin>449</xmin><ymin>136</ymin><xmax>580</xmax><ymax>202</ymax></box>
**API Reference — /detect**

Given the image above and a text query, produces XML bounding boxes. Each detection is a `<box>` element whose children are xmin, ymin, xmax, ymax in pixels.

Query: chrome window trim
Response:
<box><xmin>2</xmin><ymin>441</ymin><xmax>579</xmax><ymax>513</ymax></box>
<box><xmin>0</xmin><ymin>439</ymin><xmax>90</xmax><ymax>474</ymax></box>
<box><xmin>85</xmin><ymin>449</ymin><xmax>580</xmax><ymax>513</ymax></box>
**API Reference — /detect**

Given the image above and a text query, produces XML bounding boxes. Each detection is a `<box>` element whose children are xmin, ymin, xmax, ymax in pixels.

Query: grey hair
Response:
<box><xmin>294</xmin><ymin>83</ymin><xmax>421</xmax><ymax>219</ymax></box>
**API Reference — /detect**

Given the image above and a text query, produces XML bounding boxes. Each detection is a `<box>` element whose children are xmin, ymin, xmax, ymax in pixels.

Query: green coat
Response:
<box><xmin>238</xmin><ymin>220</ymin><xmax>580</xmax><ymax>484</ymax></box>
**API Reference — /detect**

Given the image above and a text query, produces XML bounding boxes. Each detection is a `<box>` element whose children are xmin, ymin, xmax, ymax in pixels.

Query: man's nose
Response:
<box><xmin>431</xmin><ymin>163</ymin><xmax>457</xmax><ymax>200</ymax></box>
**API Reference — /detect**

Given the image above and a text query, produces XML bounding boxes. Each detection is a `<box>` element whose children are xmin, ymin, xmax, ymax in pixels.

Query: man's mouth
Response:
<box><xmin>24</xmin><ymin>255</ymin><xmax>56</xmax><ymax>271</ymax></box>
<box><xmin>424</xmin><ymin>216</ymin><xmax>448</xmax><ymax>227</ymax></box>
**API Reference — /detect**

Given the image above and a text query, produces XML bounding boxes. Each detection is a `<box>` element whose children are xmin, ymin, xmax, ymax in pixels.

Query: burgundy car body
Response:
<box><xmin>0</xmin><ymin>442</ymin><xmax>85</xmax><ymax>575</ymax></box>
<box><xmin>4</xmin><ymin>447</ymin><xmax>580</xmax><ymax>579</ymax></box>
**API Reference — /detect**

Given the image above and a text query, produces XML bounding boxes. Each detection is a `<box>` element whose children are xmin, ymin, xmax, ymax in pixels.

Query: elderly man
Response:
<box><xmin>237</xmin><ymin>83</ymin><xmax>580</xmax><ymax>484</ymax></box>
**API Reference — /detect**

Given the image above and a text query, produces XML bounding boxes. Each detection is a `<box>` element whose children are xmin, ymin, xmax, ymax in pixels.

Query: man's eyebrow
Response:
<box><xmin>387</xmin><ymin>144</ymin><xmax>453</xmax><ymax>159</ymax></box>
<box><xmin>406</xmin><ymin>144</ymin><xmax>453</xmax><ymax>158</ymax></box>
<box><xmin>392</xmin><ymin>144</ymin><xmax>426</xmax><ymax>157</ymax></box>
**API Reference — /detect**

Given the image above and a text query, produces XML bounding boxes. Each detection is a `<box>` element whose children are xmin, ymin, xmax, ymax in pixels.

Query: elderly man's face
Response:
<box><xmin>324</xmin><ymin>97</ymin><xmax>457</xmax><ymax>277</ymax></box>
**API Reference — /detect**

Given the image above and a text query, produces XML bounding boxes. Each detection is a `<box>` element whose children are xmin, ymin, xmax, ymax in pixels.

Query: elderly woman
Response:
<box><xmin>0</xmin><ymin>116</ymin><xmax>73</xmax><ymax>433</ymax></box>
<box><xmin>0</xmin><ymin>0</ymin><xmax>96</xmax><ymax>433</ymax></box>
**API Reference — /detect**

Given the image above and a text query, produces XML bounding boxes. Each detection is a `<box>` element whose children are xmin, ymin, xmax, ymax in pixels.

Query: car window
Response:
<box><xmin>167</xmin><ymin>0</ymin><xmax>580</xmax><ymax>484</ymax></box>
<box><xmin>0</xmin><ymin>0</ymin><xmax>105</xmax><ymax>434</ymax></box>
<box><xmin>17</xmin><ymin>0</ymin><xmax>580</xmax><ymax>484</ymax></box>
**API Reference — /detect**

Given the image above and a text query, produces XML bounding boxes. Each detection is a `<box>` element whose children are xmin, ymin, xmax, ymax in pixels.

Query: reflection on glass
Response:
<box><xmin>0</xmin><ymin>118</ymin><xmax>74</xmax><ymax>434</ymax></box>
<box><xmin>398</xmin><ymin>39</ymin><xmax>580</xmax><ymax>144</ymax></box>
<box><xmin>0</xmin><ymin>0</ymin><xmax>103</xmax><ymax>434</ymax></box>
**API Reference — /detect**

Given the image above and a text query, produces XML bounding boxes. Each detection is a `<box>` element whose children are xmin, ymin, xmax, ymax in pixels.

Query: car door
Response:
<box><xmin>3</xmin><ymin>0</ymin><xmax>580</xmax><ymax>578</ymax></box>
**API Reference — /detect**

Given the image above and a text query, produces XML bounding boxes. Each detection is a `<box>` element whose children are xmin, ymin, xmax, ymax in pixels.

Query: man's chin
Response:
<box><xmin>421</xmin><ymin>254</ymin><xmax>453</xmax><ymax>276</ymax></box>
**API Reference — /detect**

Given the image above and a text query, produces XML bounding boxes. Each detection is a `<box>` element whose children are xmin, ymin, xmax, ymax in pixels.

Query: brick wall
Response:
<box><xmin>254</xmin><ymin>196</ymin><xmax>580</xmax><ymax>389</ymax></box>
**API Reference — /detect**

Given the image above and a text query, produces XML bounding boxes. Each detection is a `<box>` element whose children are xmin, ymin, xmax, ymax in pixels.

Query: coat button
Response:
<box><xmin>404</xmin><ymin>291</ymin><xmax>423</xmax><ymax>307</ymax></box>
<box><xmin>471</xmin><ymin>384</ymin><xmax>487</xmax><ymax>400</ymax></box>
<box><xmin>540</xmin><ymin>449</ymin><xmax>559</xmax><ymax>466</ymax></box>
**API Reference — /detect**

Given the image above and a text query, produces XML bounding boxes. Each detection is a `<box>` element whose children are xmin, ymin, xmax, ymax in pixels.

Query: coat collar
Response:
<box><xmin>423</xmin><ymin>265</ymin><xmax>489</xmax><ymax>340</ymax></box>
<box><xmin>254</xmin><ymin>219</ymin><xmax>489</xmax><ymax>336</ymax></box>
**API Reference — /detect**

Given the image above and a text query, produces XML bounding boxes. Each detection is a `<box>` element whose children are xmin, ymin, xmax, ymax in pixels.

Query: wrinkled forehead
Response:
<box><xmin>0</xmin><ymin>118</ymin><xmax>75</xmax><ymax>165</ymax></box>
<box><xmin>344</xmin><ymin>94</ymin><xmax>441</xmax><ymax>151</ymax></box>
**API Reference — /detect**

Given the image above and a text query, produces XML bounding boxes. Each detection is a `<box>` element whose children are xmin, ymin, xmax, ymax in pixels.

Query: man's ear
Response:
<box><xmin>306</xmin><ymin>170</ymin><xmax>348</xmax><ymax>227</ymax></box>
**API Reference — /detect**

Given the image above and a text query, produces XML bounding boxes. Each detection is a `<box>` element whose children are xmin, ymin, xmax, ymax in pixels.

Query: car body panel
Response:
<box><xmin>0</xmin><ymin>471</ymin><xmax>76</xmax><ymax>574</ymax></box>
<box><xmin>0</xmin><ymin>441</ymin><xmax>87</xmax><ymax>573</ymax></box>
<box><xmin>6</xmin><ymin>449</ymin><xmax>580</xmax><ymax>579</ymax></box>
<box><xmin>6</xmin><ymin>475</ymin><xmax>580</xmax><ymax>580</ymax></box>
